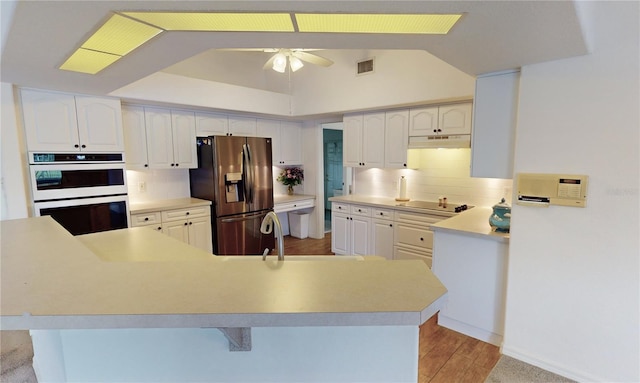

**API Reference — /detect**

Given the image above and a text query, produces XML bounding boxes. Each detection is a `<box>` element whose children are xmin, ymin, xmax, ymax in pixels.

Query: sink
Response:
<box><xmin>218</xmin><ymin>255</ymin><xmax>364</xmax><ymax>261</ymax></box>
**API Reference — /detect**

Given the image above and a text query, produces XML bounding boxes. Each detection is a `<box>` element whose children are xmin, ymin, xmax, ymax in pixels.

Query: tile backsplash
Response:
<box><xmin>126</xmin><ymin>169</ymin><xmax>191</xmax><ymax>204</ymax></box>
<box><xmin>353</xmin><ymin>149</ymin><xmax>513</xmax><ymax>208</ymax></box>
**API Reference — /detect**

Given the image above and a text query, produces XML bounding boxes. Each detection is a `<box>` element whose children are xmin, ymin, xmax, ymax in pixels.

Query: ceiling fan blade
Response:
<box><xmin>292</xmin><ymin>51</ymin><xmax>334</xmax><ymax>67</ymax></box>
<box><xmin>263</xmin><ymin>54</ymin><xmax>277</xmax><ymax>70</ymax></box>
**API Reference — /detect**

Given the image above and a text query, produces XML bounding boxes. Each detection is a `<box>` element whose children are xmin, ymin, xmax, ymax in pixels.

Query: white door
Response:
<box><xmin>384</xmin><ymin>110</ymin><xmax>409</xmax><ymax>168</ymax></box>
<box><xmin>439</xmin><ymin>103</ymin><xmax>473</xmax><ymax>135</ymax></box>
<box><xmin>163</xmin><ymin>220</ymin><xmax>190</xmax><ymax>244</ymax></box>
<box><xmin>122</xmin><ymin>106</ymin><xmax>149</xmax><ymax>169</ymax></box>
<box><xmin>171</xmin><ymin>110</ymin><xmax>197</xmax><ymax>168</ymax></box>
<box><xmin>188</xmin><ymin>216</ymin><xmax>213</xmax><ymax>253</ymax></box>
<box><xmin>279</xmin><ymin>121</ymin><xmax>302</xmax><ymax>165</ymax></box>
<box><xmin>342</xmin><ymin>115</ymin><xmax>363</xmax><ymax>168</ymax></box>
<box><xmin>256</xmin><ymin>119</ymin><xmax>281</xmax><ymax>164</ymax></box>
<box><xmin>409</xmin><ymin>107</ymin><xmax>439</xmax><ymax>136</ymax></box>
<box><xmin>372</xmin><ymin>219</ymin><xmax>394</xmax><ymax>260</ymax></box>
<box><xmin>75</xmin><ymin>96</ymin><xmax>124</xmax><ymax>152</ymax></box>
<box><xmin>331</xmin><ymin>212</ymin><xmax>350</xmax><ymax>255</ymax></box>
<box><xmin>361</xmin><ymin>112</ymin><xmax>385</xmax><ymax>168</ymax></box>
<box><xmin>351</xmin><ymin>216</ymin><xmax>370</xmax><ymax>256</ymax></box>
<box><xmin>145</xmin><ymin>108</ymin><xmax>174</xmax><ymax>169</ymax></box>
<box><xmin>228</xmin><ymin>116</ymin><xmax>257</xmax><ymax>136</ymax></box>
<box><xmin>195</xmin><ymin>112</ymin><xmax>228</xmax><ymax>136</ymax></box>
<box><xmin>21</xmin><ymin>89</ymin><xmax>79</xmax><ymax>152</ymax></box>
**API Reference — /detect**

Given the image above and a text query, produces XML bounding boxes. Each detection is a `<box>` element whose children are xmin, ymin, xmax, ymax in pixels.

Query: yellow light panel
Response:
<box><xmin>59</xmin><ymin>48</ymin><xmax>122</xmax><ymax>74</ymax></box>
<box><xmin>295</xmin><ymin>13</ymin><xmax>462</xmax><ymax>34</ymax></box>
<box><xmin>83</xmin><ymin>14</ymin><xmax>162</xmax><ymax>56</ymax></box>
<box><xmin>122</xmin><ymin>12</ymin><xmax>295</xmax><ymax>32</ymax></box>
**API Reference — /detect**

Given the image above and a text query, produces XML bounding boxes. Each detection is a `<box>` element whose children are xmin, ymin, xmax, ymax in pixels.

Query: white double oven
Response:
<box><xmin>29</xmin><ymin>152</ymin><xmax>130</xmax><ymax>235</ymax></box>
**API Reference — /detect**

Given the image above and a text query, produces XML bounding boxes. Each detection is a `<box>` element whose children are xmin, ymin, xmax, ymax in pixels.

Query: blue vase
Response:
<box><xmin>489</xmin><ymin>198</ymin><xmax>511</xmax><ymax>233</ymax></box>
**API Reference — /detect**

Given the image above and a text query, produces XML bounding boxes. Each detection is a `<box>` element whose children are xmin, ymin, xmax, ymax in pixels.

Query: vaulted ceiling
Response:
<box><xmin>1</xmin><ymin>1</ymin><xmax>589</xmax><ymax>97</ymax></box>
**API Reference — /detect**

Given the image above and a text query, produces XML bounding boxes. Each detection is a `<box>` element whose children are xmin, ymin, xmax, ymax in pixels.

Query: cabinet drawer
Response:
<box><xmin>372</xmin><ymin>208</ymin><xmax>394</xmax><ymax>220</ymax></box>
<box><xmin>394</xmin><ymin>211</ymin><xmax>446</xmax><ymax>226</ymax></box>
<box><xmin>131</xmin><ymin>212</ymin><xmax>162</xmax><ymax>227</ymax></box>
<box><xmin>332</xmin><ymin>202</ymin><xmax>350</xmax><ymax>213</ymax></box>
<box><xmin>394</xmin><ymin>246</ymin><xmax>432</xmax><ymax>268</ymax></box>
<box><xmin>274</xmin><ymin>199</ymin><xmax>315</xmax><ymax>213</ymax></box>
<box><xmin>162</xmin><ymin>206</ymin><xmax>210</xmax><ymax>221</ymax></box>
<box><xmin>395</xmin><ymin>223</ymin><xmax>433</xmax><ymax>249</ymax></box>
<box><xmin>350</xmin><ymin>204</ymin><xmax>371</xmax><ymax>217</ymax></box>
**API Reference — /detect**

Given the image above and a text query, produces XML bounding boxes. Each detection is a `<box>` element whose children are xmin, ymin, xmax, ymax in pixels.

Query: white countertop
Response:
<box><xmin>130</xmin><ymin>197</ymin><xmax>211</xmax><ymax>214</ymax></box>
<box><xmin>0</xmin><ymin>216</ymin><xmax>447</xmax><ymax>330</ymax></box>
<box><xmin>274</xmin><ymin>194</ymin><xmax>316</xmax><ymax>204</ymax></box>
<box><xmin>329</xmin><ymin>195</ymin><xmax>457</xmax><ymax>217</ymax></box>
<box><xmin>431</xmin><ymin>207</ymin><xmax>510</xmax><ymax>243</ymax></box>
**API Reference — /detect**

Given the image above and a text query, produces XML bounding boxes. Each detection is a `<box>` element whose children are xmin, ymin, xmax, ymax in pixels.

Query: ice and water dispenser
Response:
<box><xmin>224</xmin><ymin>172</ymin><xmax>244</xmax><ymax>203</ymax></box>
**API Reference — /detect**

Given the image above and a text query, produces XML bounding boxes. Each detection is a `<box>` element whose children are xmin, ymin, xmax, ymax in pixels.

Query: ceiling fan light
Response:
<box><xmin>289</xmin><ymin>57</ymin><xmax>304</xmax><ymax>72</ymax></box>
<box><xmin>272</xmin><ymin>53</ymin><xmax>287</xmax><ymax>73</ymax></box>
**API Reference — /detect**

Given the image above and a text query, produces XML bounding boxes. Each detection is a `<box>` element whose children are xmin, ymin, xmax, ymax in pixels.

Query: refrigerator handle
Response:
<box><xmin>219</xmin><ymin>211</ymin><xmax>265</xmax><ymax>223</ymax></box>
<box><xmin>242</xmin><ymin>144</ymin><xmax>254</xmax><ymax>203</ymax></box>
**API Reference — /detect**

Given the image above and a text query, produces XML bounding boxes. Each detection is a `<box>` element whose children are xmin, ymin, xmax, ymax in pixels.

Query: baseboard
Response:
<box><xmin>437</xmin><ymin>315</ymin><xmax>503</xmax><ymax>346</ymax></box>
<box><xmin>501</xmin><ymin>344</ymin><xmax>604</xmax><ymax>382</ymax></box>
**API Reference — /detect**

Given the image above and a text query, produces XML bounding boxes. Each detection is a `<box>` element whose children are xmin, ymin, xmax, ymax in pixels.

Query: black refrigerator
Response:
<box><xmin>189</xmin><ymin>136</ymin><xmax>275</xmax><ymax>255</ymax></box>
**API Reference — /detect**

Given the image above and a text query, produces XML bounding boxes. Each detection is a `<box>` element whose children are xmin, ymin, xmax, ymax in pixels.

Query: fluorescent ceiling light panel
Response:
<box><xmin>59</xmin><ymin>49</ymin><xmax>121</xmax><ymax>74</ymax></box>
<box><xmin>295</xmin><ymin>14</ymin><xmax>462</xmax><ymax>34</ymax></box>
<box><xmin>59</xmin><ymin>13</ymin><xmax>162</xmax><ymax>74</ymax></box>
<box><xmin>122</xmin><ymin>12</ymin><xmax>295</xmax><ymax>32</ymax></box>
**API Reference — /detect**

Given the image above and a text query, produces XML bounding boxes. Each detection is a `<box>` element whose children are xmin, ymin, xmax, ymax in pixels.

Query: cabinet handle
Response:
<box><xmin>81</xmin><ymin>144</ymin><xmax>86</xmax><ymax>148</ymax></box>
<box><xmin>74</xmin><ymin>144</ymin><xmax>79</xmax><ymax>148</ymax></box>
<box><xmin>389</xmin><ymin>224</ymin><xmax>393</xmax><ymax>227</ymax></box>
<box><xmin>437</xmin><ymin>129</ymin><xmax>442</xmax><ymax>132</ymax></box>
<box><xmin>433</xmin><ymin>129</ymin><xmax>437</xmax><ymax>133</ymax></box>
<box><xmin>403</xmin><ymin>163</ymin><xmax>407</xmax><ymax>167</ymax></box>
<box><xmin>379</xmin><ymin>212</ymin><xmax>383</xmax><ymax>216</ymax></box>
<box><xmin>144</xmin><ymin>164</ymin><xmax>149</xmax><ymax>167</ymax></box>
<box><xmin>189</xmin><ymin>222</ymin><xmax>193</xmax><ymax>225</ymax></box>
<box><xmin>144</xmin><ymin>217</ymin><xmax>149</xmax><ymax>221</ymax></box>
<box><xmin>420</xmin><ymin>237</ymin><xmax>424</xmax><ymax>241</ymax></box>
<box><xmin>184</xmin><ymin>222</ymin><xmax>188</xmax><ymax>226</ymax></box>
<box><xmin>175</xmin><ymin>163</ymin><xmax>179</xmax><ymax>167</ymax></box>
<box><xmin>157</xmin><ymin>226</ymin><xmax>162</xmax><ymax>231</ymax></box>
<box><xmin>171</xmin><ymin>163</ymin><xmax>175</xmax><ymax>167</ymax></box>
<box><xmin>293</xmin><ymin>204</ymin><xmax>297</xmax><ymax>207</ymax></box>
<box><xmin>186</xmin><ymin>212</ymin><xmax>190</xmax><ymax>215</ymax></box>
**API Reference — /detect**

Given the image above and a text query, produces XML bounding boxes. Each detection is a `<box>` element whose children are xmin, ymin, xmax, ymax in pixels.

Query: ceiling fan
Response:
<box><xmin>261</xmin><ymin>49</ymin><xmax>333</xmax><ymax>73</ymax></box>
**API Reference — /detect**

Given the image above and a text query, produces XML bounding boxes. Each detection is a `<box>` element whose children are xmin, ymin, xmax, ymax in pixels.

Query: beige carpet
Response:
<box><xmin>1</xmin><ymin>331</ymin><xmax>38</xmax><ymax>383</ymax></box>
<box><xmin>485</xmin><ymin>356</ymin><xmax>575</xmax><ymax>383</ymax></box>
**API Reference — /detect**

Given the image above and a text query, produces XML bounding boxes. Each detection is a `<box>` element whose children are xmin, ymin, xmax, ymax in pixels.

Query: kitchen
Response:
<box><xmin>1</xmin><ymin>1</ymin><xmax>638</xmax><ymax>383</ymax></box>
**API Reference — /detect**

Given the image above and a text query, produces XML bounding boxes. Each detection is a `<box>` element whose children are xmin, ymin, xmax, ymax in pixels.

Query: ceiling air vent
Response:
<box><xmin>356</xmin><ymin>58</ymin><xmax>374</xmax><ymax>75</ymax></box>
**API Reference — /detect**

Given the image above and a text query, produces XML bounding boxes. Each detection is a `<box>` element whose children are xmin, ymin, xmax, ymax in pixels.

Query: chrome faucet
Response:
<box><xmin>260</xmin><ymin>211</ymin><xmax>284</xmax><ymax>261</ymax></box>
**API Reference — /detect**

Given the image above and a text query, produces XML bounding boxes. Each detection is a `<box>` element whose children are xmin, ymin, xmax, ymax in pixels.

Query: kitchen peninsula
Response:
<box><xmin>1</xmin><ymin>216</ymin><xmax>447</xmax><ymax>382</ymax></box>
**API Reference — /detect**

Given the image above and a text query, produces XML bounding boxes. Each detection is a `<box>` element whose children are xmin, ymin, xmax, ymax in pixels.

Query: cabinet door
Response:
<box><xmin>394</xmin><ymin>246</ymin><xmax>432</xmax><ymax>268</ymax></box>
<box><xmin>195</xmin><ymin>112</ymin><xmax>228</xmax><ymax>136</ymax></box>
<box><xmin>122</xmin><ymin>106</ymin><xmax>149</xmax><ymax>169</ymax></box>
<box><xmin>409</xmin><ymin>107</ymin><xmax>438</xmax><ymax>136</ymax></box>
<box><xmin>361</xmin><ymin>112</ymin><xmax>385</xmax><ymax>168</ymax></box>
<box><xmin>171</xmin><ymin>110</ymin><xmax>197</xmax><ymax>169</ymax></box>
<box><xmin>371</xmin><ymin>218</ymin><xmax>394</xmax><ymax>260</ymax></box>
<box><xmin>228</xmin><ymin>116</ymin><xmax>257</xmax><ymax>136</ymax></box>
<box><xmin>145</xmin><ymin>108</ymin><xmax>174</xmax><ymax>169</ymax></box>
<box><xmin>163</xmin><ymin>220</ymin><xmax>190</xmax><ymax>244</ymax></box>
<box><xmin>343</xmin><ymin>114</ymin><xmax>363</xmax><ymax>168</ymax></box>
<box><xmin>351</xmin><ymin>215</ymin><xmax>371</xmax><ymax>256</ymax></box>
<box><xmin>331</xmin><ymin>212</ymin><xmax>350</xmax><ymax>255</ymax></box>
<box><xmin>384</xmin><ymin>110</ymin><xmax>409</xmax><ymax>168</ymax></box>
<box><xmin>471</xmin><ymin>71</ymin><xmax>519</xmax><ymax>179</ymax></box>
<box><xmin>439</xmin><ymin>103</ymin><xmax>473</xmax><ymax>135</ymax></box>
<box><xmin>21</xmin><ymin>89</ymin><xmax>79</xmax><ymax>152</ymax></box>
<box><xmin>256</xmin><ymin>119</ymin><xmax>281</xmax><ymax>164</ymax></box>
<box><xmin>187</xmin><ymin>216</ymin><xmax>213</xmax><ymax>253</ymax></box>
<box><xmin>75</xmin><ymin>96</ymin><xmax>124</xmax><ymax>152</ymax></box>
<box><xmin>279</xmin><ymin>121</ymin><xmax>302</xmax><ymax>165</ymax></box>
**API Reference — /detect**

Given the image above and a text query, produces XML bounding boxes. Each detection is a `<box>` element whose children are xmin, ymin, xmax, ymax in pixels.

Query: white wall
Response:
<box><xmin>126</xmin><ymin>170</ymin><xmax>191</xmax><ymax>204</ymax></box>
<box><xmin>353</xmin><ymin>149</ymin><xmax>513</xmax><ymax>208</ymax></box>
<box><xmin>502</xmin><ymin>2</ymin><xmax>639</xmax><ymax>382</ymax></box>
<box><xmin>0</xmin><ymin>82</ymin><xmax>29</xmax><ymax>220</ymax></box>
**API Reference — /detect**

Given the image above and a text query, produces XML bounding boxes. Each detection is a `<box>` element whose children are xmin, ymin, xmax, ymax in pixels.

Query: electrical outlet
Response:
<box><xmin>138</xmin><ymin>181</ymin><xmax>147</xmax><ymax>193</ymax></box>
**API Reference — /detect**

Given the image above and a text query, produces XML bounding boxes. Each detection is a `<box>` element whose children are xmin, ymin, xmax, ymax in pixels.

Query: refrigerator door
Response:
<box><xmin>215</xmin><ymin>211</ymin><xmax>275</xmax><ymax>255</ymax></box>
<box><xmin>214</xmin><ymin>136</ymin><xmax>250</xmax><ymax>217</ymax></box>
<box><xmin>245</xmin><ymin>137</ymin><xmax>274</xmax><ymax>212</ymax></box>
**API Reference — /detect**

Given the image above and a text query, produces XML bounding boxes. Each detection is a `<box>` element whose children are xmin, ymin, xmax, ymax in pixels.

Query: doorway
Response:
<box><xmin>323</xmin><ymin>128</ymin><xmax>343</xmax><ymax>233</ymax></box>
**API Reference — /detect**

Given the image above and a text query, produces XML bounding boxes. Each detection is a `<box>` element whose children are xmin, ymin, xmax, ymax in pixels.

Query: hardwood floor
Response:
<box><xmin>283</xmin><ymin>233</ymin><xmax>501</xmax><ymax>383</ymax></box>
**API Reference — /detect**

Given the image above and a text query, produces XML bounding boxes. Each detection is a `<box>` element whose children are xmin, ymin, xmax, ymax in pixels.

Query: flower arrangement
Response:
<box><xmin>277</xmin><ymin>167</ymin><xmax>304</xmax><ymax>186</ymax></box>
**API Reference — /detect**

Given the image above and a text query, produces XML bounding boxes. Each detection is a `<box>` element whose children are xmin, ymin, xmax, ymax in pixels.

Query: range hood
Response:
<box><xmin>408</xmin><ymin>134</ymin><xmax>471</xmax><ymax>149</ymax></box>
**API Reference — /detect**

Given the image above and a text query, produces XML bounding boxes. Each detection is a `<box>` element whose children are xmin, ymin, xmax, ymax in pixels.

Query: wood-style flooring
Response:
<box><xmin>283</xmin><ymin>233</ymin><xmax>501</xmax><ymax>383</ymax></box>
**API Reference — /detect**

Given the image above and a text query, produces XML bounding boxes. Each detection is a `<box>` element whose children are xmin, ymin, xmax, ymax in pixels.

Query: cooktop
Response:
<box><xmin>395</xmin><ymin>200</ymin><xmax>473</xmax><ymax>213</ymax></box>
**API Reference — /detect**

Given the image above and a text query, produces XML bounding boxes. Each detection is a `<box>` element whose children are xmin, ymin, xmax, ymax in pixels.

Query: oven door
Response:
<box><xmin>34</xmin><ymin>195</ymin><xmax>130</xmax><ymax>235</ymax></box>
<box><xmin>30</xmin><ymin>163</ymin><xmax>127</xmax><ymax>201</ymax></box>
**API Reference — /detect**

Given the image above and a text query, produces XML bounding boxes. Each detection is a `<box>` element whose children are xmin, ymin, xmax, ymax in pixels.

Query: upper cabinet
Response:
<box><xmin>122</xmin><ymin>105</ymin><xmax>197</xmax><ymax>169</ymax></box>
<box><xmin>195</xmin><ymin>113</ymin><xmax>257</xmax><ymax>137</ymax></box>
<box><xmin>257</xmin><ymin>119</ymin><xmax>302</xmax><ymax>166</ymax></box>
<box><xmin>228</xmin><ymin>116</ymin><xmax>257</xmax><ymax>137</ymax></box>
<box><xmin>21</xmin><ymin>89</ymin><xmax>124</xmax><ymax>153</ymax></box>
<box><xmin>471</xmin><ymin>71</ymin><xmax>520</xmax><ymax>179</ymax></box>
<box><xmin>343</xmin><ymin>112</ymin><xmax>385</xmax><ymax>168</ymax></box>
<box><xmin>408</xmin><ymin>103</ymin><xmax>473</xmax><ymax>148</ymax></box>
<box><xmin>384</xmin><ymin>110</ymin><xmax>409</xmax><ymax>169</ymax></box>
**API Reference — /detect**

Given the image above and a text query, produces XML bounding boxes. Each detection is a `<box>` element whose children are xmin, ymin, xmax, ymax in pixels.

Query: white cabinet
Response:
<box><xmin>371</xmin><ymin>208</ymin><xmax>395</xmax><ymax>260</ymax></box>
<box><xmin>471</xmin><ymin>71</ymin><xmax>520</xmax><ymax>179</ymax></box>
<box><xmin>21</xmin><ymin>89</ymin><xmax>124</xmax><ymax>153</ymax></box>
<box><xmin>139</xmin><ymin>107</ymin><xmax>197</xmax><ymax>169</ymax></box>
<box><xmin>171</xmin><ymin>110</ymin><xmax>198</xmax><ymax>168</ymax></box>
<box><xmin>122</xmin><ymin>106</ymin><xmax>149</xmax><ymax>169</ymax></box>
<box><xmin>257</xmin><ymin>119</ymin><xmax>302</xmax><ymax>165</ymax></box>
<box><xmin>343</xmin><ymin>113</ymin><xmax>385</xmax><ymax>168</ymax></box>
<box><xmin>131</xmin><ymin>205</ymin><xmax>212</xmax><ymax>253</ymax></box>
<box><xmin>409</xmin><ymin>106</ymin><xmax>439</xmax><ymax>136</ymax></box>
<box><xmin>331</xmin><ymin>202</ymin><xmax>371</xmax><ymax>256</ymax></box>
<box><xmin>409</xmin><ymin>103</ymin><xmax>472</xmax><ymax>137</ymax></box>
<box><xmin>195</xmin><ymin>112</ymin><xmax>229</xmax><ymax>136</ymax></box>
<box><xmin>228</xmin><ymin>116</ymin><xmax>257</xmax><ymax>137</ymax></box>
<box><xmin>393</xmin><ymin>211</ymin><xmax>447</xmax><ymax>268</ymax></box>
<box><xmin>384</xmin><ymin>110</ymin><xmax>409</xmax><ymax>168</ymax></box>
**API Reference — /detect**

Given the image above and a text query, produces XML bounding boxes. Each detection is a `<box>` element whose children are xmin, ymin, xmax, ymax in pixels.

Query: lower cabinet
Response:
<box><xmin>371</xmin><ymin>208</ymin><xmax>395</xmax><ymax>260</ymax></box>
<box><xmin>393</xmin><ymin>211</ymin><xmax>444</xmax><ymax>268</ymax></box>
<box><xmin>131</xmin><ymin>205</ymin><xmax>213</xmax><ymax>253</ymax></box>
<box><xmin>331</xmin><ymin>203</ymin><xmax>371</xmax><ymax>255</ymax></box>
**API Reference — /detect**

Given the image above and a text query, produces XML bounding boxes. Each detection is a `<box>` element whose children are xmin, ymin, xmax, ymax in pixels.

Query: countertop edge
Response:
<box><xmin>129</xmin><ymin>198</ymin><xmax>211</xmax><ymax>214</ymax></box>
